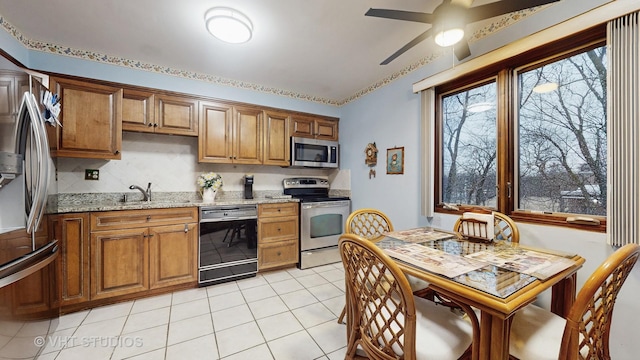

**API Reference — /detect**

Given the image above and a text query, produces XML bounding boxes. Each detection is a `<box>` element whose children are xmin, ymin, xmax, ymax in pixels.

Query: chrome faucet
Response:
<box><xmin>129</xmin><ymin>182</ymin><xmax>152</xmax><ymax>202</ymax></box>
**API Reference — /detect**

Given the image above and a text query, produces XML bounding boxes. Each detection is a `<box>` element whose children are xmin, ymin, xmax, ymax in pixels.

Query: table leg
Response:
<box><xmin>551</xmin><ymin>273</ymin><xmax>577</xmax><ymax>317</ymax></box>
<box><xmin>479</xmin><ymin>310</ymin><xmax>511</xmax><ymax>360</ymax></box>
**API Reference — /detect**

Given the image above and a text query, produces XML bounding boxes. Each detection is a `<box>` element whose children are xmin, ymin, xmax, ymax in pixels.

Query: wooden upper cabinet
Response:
<box><xmin>155</xmin><ymin>94</ymin><xmax>198</xmax><ymax>136</ymax></box>
<box><xmin>198</xmin><ymin>102</ymin><xmax>262</xmax><ymax>164</ymax></box>
<box><xmin>199</xmin><ymin>101</ymin><xmax>234</xmax><ymax>163</ymax></box>
<box><xmin>50</xmin><ymin>77</ymin><xmax>122</xmax><ymax>159</ymax></box>
<box><xmin>291</xmin><ymin>115</ymin><xmax>338</xmax><ymax>141</ymax></box>
<box><xmin>122</xmin><ymin>89</ymin><xmax>155</xmax><ymax>132</ymax></box>
<box><xmin>263</xmin><ymin>110</ymin><xmax>290</xmax><ymax>166</ymax></box>
<box><xmin>0</xmin><ymin>71</ymin><xmax>28</xmax><ymax>125</ymax></box>
<box><xmin>233</xmin><ymin>106</ymin><xmax>262</xmax><ymax>164</ymax></box>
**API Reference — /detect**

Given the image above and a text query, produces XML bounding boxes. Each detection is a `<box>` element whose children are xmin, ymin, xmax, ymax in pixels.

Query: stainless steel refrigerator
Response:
<box><xmin>0</xmin><ymin>68</ymin><xmax>60</xmax><ymax>359</ymax></box>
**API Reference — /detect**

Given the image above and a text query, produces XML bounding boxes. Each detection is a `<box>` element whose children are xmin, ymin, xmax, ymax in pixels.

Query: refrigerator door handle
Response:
<box><xmin>23</xmin><ymin>93</ymin><xmax>50</xmax><ymax>238</ymax></box>
<box><xmin>0</xmin><ymin>240</ymin><xmax>58</xmax><ymax>288</ymax></box>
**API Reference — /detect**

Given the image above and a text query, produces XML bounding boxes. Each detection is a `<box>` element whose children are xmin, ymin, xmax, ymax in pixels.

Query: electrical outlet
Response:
<box><xmin>84</xmin><ymin>169</ymin><xmax>99</xmax><ymax>180</ymax></box>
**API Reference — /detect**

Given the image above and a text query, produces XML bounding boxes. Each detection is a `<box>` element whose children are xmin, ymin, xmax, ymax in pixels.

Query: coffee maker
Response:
<box><xmin>243</xmin><ymin>175</ymin><xmax>254</xmax><ymax>199</ymax></box>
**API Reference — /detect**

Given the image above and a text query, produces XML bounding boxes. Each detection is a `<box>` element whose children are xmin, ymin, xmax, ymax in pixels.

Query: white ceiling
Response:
<box><xmin>0</xmin><ymin>0</ymin><xmax>604</xmax><ymax>105</ymax></box>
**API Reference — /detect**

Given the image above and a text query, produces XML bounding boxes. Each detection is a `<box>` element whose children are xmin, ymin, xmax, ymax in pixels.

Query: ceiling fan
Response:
<box><xmin>366</xmin><ymin>0</ymin><xmax>561</xmax><ymax>65</ymax></box>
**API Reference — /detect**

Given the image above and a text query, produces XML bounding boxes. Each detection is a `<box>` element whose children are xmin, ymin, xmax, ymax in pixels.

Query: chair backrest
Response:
<box><xmin>453</xmin><ymin>211</ymin><xmax>520</xmax><ymax>244</ymax></box>
<box><xmin>560</xmin><ymin>243</ymin><xmax>640</xmax><ymax>360</ymax></box>
<box><xmin>345</xmin><ymin>208</ymin><xmax>394</xmax><ymax>242</ymax></box>
<box><xmin>339</xmin><ymin>233</ymin><xmax>416</xmax><ymax>360</ymax></box>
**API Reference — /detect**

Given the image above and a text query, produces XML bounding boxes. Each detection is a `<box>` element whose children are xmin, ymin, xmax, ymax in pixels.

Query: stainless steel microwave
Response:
<box><xmin>290</xmin><ymin>137</ymin><xmax>339</xmax><ymax>168</ymax></box>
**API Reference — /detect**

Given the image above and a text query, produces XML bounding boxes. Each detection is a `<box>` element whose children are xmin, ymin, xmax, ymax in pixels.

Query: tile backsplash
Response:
<box><xmin>56</xmin><ymin>132</ymin><xmax>350</xmax><ymax>194</ymax></box>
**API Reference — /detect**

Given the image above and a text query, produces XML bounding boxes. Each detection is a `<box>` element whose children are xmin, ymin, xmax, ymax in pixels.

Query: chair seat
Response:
<box><xmin>414</xmin><ymin>296</ymin><xmax>474</xmax><ymax>360</ymax></box>
<box><xmin>372</xmin><ymin>295</ymin><xmax>474</xmax><ymax>360</ymax></box>
<box><xmin>509</xmin><ymin>304</ymin><xmax>565</xmax><ymax>360</ymax></box>
<box><xmin>406</xmin><ymin>274</ymin><xmax>430</xmax><ymax>292</ymax></box>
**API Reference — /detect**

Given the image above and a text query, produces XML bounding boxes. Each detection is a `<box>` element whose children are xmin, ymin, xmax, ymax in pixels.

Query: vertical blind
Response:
<box><xmin>608</xmin><ymin>11</ymin><xmax>640</xmax><ymax>246</ymax></box>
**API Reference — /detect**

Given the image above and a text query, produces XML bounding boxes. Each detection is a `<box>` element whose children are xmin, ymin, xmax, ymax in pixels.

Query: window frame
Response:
<box><xmin>433</xmin><ymin>25</ymin><xmax>607</xmax><ymax>233</ymax></box>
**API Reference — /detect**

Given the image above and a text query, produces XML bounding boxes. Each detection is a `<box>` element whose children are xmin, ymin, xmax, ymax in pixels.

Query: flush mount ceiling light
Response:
<box><xmin>533</xmin><ymin>82</ymin><xmax>559</xmax><ymax>93</ymax></box>
<box><xmin>205</xmin><ymin>7</ymin><xmax>253</xmax><ymax>44</ymax></box>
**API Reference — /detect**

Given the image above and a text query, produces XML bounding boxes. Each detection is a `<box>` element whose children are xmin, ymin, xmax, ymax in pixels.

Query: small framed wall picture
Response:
<box><xmin>386</xmin><ymin>147</ymin><xmax>404</xmax><ymax>174</ymax></box>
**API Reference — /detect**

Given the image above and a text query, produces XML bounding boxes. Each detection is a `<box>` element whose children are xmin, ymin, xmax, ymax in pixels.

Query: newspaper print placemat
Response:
<box><xmin>384</xmin><ymin>227</ymin><xmax>457</xmax><ymax>243</ymax></box>
<box><xmin>383</xmin><ymin>243</ymin><xmax>487</xmax><ymax>278</ymax></box>
<box><xmin>464</xmin><ymin>248</ymin><xmax>576</xmax><ymax>280</ymax></box>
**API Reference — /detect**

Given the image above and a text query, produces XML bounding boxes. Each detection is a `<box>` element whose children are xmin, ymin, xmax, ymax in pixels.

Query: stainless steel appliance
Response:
<box><xmin>199</xmin><ymin>204</ymin><xmax>258</xmax><ymax>286</ymax></box>
<box><xmin>0</xmin><ymin>69</ymin><xmax>60</xmax><ymax>359</ymax></box>
<box><xmin>290</xmin><ymin>136</ymin><xmax>339</xmax><ymax>168</ymax></box>
<box><xmin>0</xmin><ymin>77</ymin><xmax>58</xmax><ymax>287</ymax></box>
<box><xmin>283</xmin><ymin>177</ymin><xmax>350</xmax><ymax>269</ymax></box>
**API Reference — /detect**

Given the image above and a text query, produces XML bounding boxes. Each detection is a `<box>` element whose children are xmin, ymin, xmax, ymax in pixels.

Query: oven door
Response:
<box><xmin>199</xmin><ymin>219</ymin><xmax>257</xmax><ymax>286</ymax></box>
<box><xmin>300</xmin><ymin>200</ymin><xmax>350</xmax><ymax>251</ymax></box>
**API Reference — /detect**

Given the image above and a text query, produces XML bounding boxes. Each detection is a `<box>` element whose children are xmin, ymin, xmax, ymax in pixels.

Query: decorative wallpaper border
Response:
<box><xmin>0</xmin><ymin>7</ymin><xmax>540</xmax><ymax>107</ymax></box>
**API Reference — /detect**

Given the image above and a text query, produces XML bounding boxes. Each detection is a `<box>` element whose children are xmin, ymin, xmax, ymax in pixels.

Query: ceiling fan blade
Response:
<box><xmin>365</xmin><ymin>8</ymin><xmax>434</xmax><ymax>24</ymax></box>
<box><xmin>466</xmin><ymin>0</ymin><xmax>560</xmax><ymax>23</ymax></box>
<box><xmin>380</xmin><ymin>29</ymin><xmax>433</xmax><ymax>65</ymax></box>
<box><xmin>454</xmin><ymin>40</ymin><xmax>471</xmax><ymax>61</ymax></box>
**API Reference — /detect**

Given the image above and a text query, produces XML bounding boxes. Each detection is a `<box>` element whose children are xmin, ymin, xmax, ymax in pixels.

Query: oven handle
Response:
<box><xmin>200</xmin><ymin>216</ymin><xmax>257</xmax><ymax>223</ymax></box>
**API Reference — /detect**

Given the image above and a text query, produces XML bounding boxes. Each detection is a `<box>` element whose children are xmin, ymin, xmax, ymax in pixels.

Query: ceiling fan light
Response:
<box><xmin>533</xmin><ymin>82</ymin><xmax>559</xmax><ymax>93</ymax></box>
<box><xmin>205</xmin><ymin>7</ymin><xmax>253</xmax><ymax>44</ymax></box>
<box><xmin>467</xmin><ymin>102</ymin><xmax>494</xmax><ymax>113</ymax></box>
<box><xmin>434</xmin><ymin>28</ymin><xmax>465</xmax><ymax>47</ymax></box>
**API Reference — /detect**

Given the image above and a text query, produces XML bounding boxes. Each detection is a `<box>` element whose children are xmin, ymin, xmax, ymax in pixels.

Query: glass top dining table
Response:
<box><xmin>373</xmin><ymin>227</ymin><xmax>585</xmax><ymax>360</ymax></box>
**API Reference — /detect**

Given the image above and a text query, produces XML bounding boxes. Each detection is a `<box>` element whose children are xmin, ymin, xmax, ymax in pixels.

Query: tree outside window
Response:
<box><xmin>517</xmin><ymin>46</ymin><xmax>607</xmax><ymax>216</ymax></box>
<box><xmin>436</xmin><ymin>37</ymin><xmax>607</xmax><ymax>224</ymax></box>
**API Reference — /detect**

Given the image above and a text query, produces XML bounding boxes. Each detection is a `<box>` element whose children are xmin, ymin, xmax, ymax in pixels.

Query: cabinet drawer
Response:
<box><xmin>258</xmin><ymin>240</ymin><xmax>298</xmax><ymax>270</ymax></box>
<box><xmin>91</xmin><ymin>207</ymin><xmax>197</xmax><ymax>231</ymax></box>
<box><xmin>258</xmin><ymin>202</ymin><xmax>298</xmax><ymax>218</ymax></box>
<box><xmin>258</xmin><ymin>216</ymin><xmax>298</xmax><ymax>243</ymax></box>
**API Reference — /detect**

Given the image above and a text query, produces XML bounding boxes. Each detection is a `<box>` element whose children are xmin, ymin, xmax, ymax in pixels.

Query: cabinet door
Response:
<box><xmin>50</xmin><ymin>77</ymin><xmax>122</xmax><ymax>159</ymax></box>
<box><xmin>314</xmin><ymin>118</ymin><xmax>339</xmax><ymax>141</ymax></box>
<box><xmin>51</xmin><ymin>213</ymin><xmax>90</xmax><ymax>306</ymax></box>
<box><xmin>149</xmin><ymin>223</ymin><xmax>197</xmax><ymax>289</ymax></box>
<box><xmin>0</xmin><ymin>71</ymin><xmax>26</xmax><ymax>124</ymax></box>
<box><xmin>199</xmin><ymin>101</ymin><xmax>234</xmax><ymax>163</ymax></box>
<box><xmin>91</xmin><ymin>228</ymin><xmax>148</xmax><ymax>300</ymax></box>
<box><xmin>258</xmin><ymin>216</ymin><xmax>298</xmax><ymax>243</ymax></box>
<box><xmin>122</xmin><ymin>89</ymin><xmax>155</xmax><ymax>133</ymax></box>
<box><xmin>258</xmin><ymin>240</ymin><xmax>298</xmax><ymax>270</ymax></box>
<box><xmin>155</xmin><ymin>94</ymin><xmax>198</xmax><ymax>136</ymax></box>
<box><xmin>291</xmin><ymin>116</ymin><xmax>315</xmax><ymax>138</ymax></box>
<box><xmin>233</xmin><ymin>106</ymin><xmax>262</xmax><ymax>164</ymax></box>
<box><xmin>263</xmin><ymin>111</ymin><xmax>290</xmax><ymax>166</ymax></box>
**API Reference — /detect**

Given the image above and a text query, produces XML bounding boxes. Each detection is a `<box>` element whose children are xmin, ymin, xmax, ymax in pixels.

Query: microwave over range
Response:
<box><xmin>290</xmin><ymin>136</ymin><xmax>339</xmax><ymax>168</ymax></box>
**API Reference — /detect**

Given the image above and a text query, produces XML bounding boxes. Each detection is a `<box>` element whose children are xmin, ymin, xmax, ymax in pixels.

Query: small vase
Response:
<box><xmin>202</xmin><ymin>188</ymin><xmax>217</xmax><ymax>203</ymax></box>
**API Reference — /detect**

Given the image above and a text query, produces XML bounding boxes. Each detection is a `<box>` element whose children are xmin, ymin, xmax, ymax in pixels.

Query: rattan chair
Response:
<box><xmin>509</xmin><ymin>243</ymin><xmax>640</xmax><ymax>360</ymax></box>
<box><xmin>345</xmin><ymin>208</ymin><xmax>394</xmax><ymax>242</ymax></box>
<box><xmin>338</xmin><ymin>208</ymin><xmax>430</xmax><ymax>324</ymax></box>
<box><xmin>339</xmin><ymin>233</ymin><xmax>476</xmax><ymax>360</ymax></box>
<box><xmin>452</xmin><ymin>211</ymin><xmax>520</xmax><ymax>243</ymax></box>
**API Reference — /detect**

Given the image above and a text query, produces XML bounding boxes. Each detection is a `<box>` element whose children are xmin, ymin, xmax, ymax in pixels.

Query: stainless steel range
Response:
<box><xmin>283</xmin><ymin>178</ymin><xmax>351</xmax><ymax>269</ymax></box>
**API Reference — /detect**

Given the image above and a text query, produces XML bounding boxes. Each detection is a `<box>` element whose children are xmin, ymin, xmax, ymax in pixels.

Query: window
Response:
<box><xmin>441</xmin><ymin>80</ymin><xmax>497</xmax><ymax>207</ymax></box>
<box><xmin>435</xmin><ymin>27</ymin><xmax>607</xmax><ymax>231</ymax></box>
<box><xmin>516</xmin><ymin>48</ymin><xmax>607</xmax><ymax>216</ymax></box>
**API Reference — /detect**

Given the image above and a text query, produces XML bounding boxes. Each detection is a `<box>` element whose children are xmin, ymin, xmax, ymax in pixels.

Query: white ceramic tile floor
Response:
<box><xmin>23</xmin><ymin>262</ymin><xmax>348</xmax><ymax>359</ymax></box>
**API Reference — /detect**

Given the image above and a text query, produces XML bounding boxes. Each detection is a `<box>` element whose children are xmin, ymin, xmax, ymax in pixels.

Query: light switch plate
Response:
<box><xmin>84</xmin><ymin>169</ymin><xmax>99</xmax><ymax>180</ymax></box>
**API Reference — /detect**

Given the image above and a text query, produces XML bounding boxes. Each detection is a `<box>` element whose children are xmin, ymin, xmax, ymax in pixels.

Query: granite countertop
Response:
<box><xmin>50</xmin><ymin>191</ymin><xmax>304</xmax><ymax>214</ymax></box>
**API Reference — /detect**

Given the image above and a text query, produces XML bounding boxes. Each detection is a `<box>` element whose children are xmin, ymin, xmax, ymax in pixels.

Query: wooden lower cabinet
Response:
<box><xmin>91</xmin><ymin>228</ymin><xmax>149</xmax><ymax>300</ymax></box>
<box><xmin>258</xmin><ymin>203</ymin><xmax>299</xmax><ymax>271</ymax></box>
<box><xmin>89</xmin><ymin>207</ymin><xmax>198</xmax><ymax>302</ymax></box>
<box><xmin>149</xmin><ymin>223</ymin><xmax>197</xmax><ymax>289</ymax></box>
<box><xmin>51</xmin><ymin>213</ymin><xmax>90</xmax><ymax>306</ymax></box>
